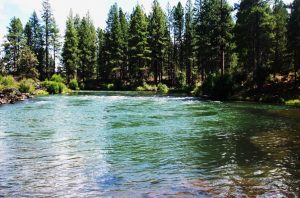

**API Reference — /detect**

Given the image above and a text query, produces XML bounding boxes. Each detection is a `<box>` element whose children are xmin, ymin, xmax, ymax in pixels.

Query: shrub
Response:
<box><xmin>157</xmin><ymin>83</ymin><xmax>169</xmax><ymax>94</ymax></box>
<box><xmin>192</xmin><ymin>86</ymin><xmax>201</xmax><ymax>97</ymax></box>
<box><xmin>35</xmin><ymin>89</ymin><xmax>49</xmax><ymax>96</ymax></box>
<box><xmin>69</xmin><ymin>79</ymin><xmax>79</xmax><ymax>90</ymax></box>
<box><xmin>285</xmin><ymin>99</ymin><xmax>300</xmax><ymax>106</ymax></box>
<box><xmin>50</xmin><ymin>74</ymin><xmax>64</xmax><ymax>83</ymax></box>
<box><xmin>100</xmin><ymin>83</ymin><xmax>114</xmax><ymax>90</ymax></box>
<box><xmin>43</xmin><ymin>80</ymin><xmax>70</xmax><ymax>94</ymax></box>
<box><xmin>0</xmin><ymin>75</ymin><xmax>18</xmax><ymax>89</ymax></box>
<box><xmin>202</xmin><ymin>74</ymin><xmax>215</xmax><ymax>96</ymax></box>
<box><xmin>176</xmin><ymin>71</ymin><xmax>186</xmax><ymax>89</ymax></box>
<box><xmin>136</xmin><ymin>82</ymin><xmax>157</xmax><ymax>91</ymax></box>
<box><xmin>19</xmin><ymin>78</ymin><xmax>35</xmax><ymax>93</ymax></box>
<box><xmin>213</xmin><ymin>74</ymin><xmax>233</xmax><ymax>100</ymax></box>
<box><xmin>202</xmin><ymin>73</ymin><xmax>233</xmax><ymax>100</ymax></box>
<box><xmin>43</xmin><ymin>81</ymin><xmax>60</xmax><ymax>94</ymax></box>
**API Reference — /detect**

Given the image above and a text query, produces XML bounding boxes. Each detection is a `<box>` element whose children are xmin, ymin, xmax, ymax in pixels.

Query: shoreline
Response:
<box><xmin>0</xmin><ymin>88</ymin><xmax>32</xmax><ymax>105</ymax></box>
<box><xmin>1</xmin><ymin>89</ymin><xmax>299</xmax><ymax>107</ymax></box>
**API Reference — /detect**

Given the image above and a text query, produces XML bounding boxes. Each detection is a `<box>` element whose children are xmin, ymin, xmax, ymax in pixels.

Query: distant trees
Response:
<box><xmin>2</xmin><ymin>17</ymin><xmax>23</xmax><ymax>74</ymax></box>
<box><xmin>77</xmin><ymin>13</ymin><xmax>97</xmax><ymax>83</ymax></box>
<box><xmin>1</xmin><ymin>0</ymin><xmax>299</xmax><ymax>90</ymax></box>
<box><xmin>288</xmin><ymin>0</ymin><xmax>300</xmax><ymax>84</ymax></box>
<box><xmin>62</xmin><ymin>11</ymin><xmax>79</xmax><ymax>82</ymax></box>
<box><xmin>149</xmin><ymin>0</ymin><xmax>167</xmax><ymax>84</ymax></box>
<box><xmin>23</xmin><ymin>11</ymin><xmax>44</xmax><ymax>78</ymax></box>
<box><xmin>235</xmin><ymin>0</ymin><xmax>275</xmax><ymax>88</ymax></box>
<box><xmin>128</xmin><ymin>5</ymin><xmax>151</xmax><ymax>82</ymax></box>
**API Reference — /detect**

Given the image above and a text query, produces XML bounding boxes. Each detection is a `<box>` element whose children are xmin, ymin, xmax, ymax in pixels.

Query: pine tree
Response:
<box><xmin>128</xmin><ymin>4</ymin><xmax>151</xmax><ymax>81</ymax></box>
<box><xmin>235</xmin><ymin>0</ymin><xmax>275</xmax><ymax>87</ymax></box>
<box><xmin>119</xmin><ymin>8</ymin><xmax>129</xmax><ymax>80</ymax></box>
<box><xmin>96</xmin><ymin>28</ymin><xmax>105</xmax><ymax>80</ymax></box>
<box><xmin>219</xmin><ymin>0</ymin><xmax>234</xmax><ymax>75</ymax></box>
<box><xmin>288</xmin><ymin>0</ymin><xmax>300</xmax><ymax>84</ymax></box>
<box><xmin>149</xmin><ymin>0</ymin><xmax>167</xmax><ymax>84</ymax></box>
<box><xmin>78</xmin><ymin>13</ymin><xmax>97</xmax><ymax>82</ymax></box>
<box><xmin>2</xmin><ymin>17</ymin><xmax>24</xmax><ymax>74</ymax></box>
<box><xmin>104</xmin><ymin>4</ymin><xmax>123</xmax><ymax>81</ymax></box>
<box><xmin>184</xmin><ymin>0</ymin><xmax>195</xmax><ymax>86</ymax></box>
<box><xmin>173</xmin><ymin>2</ymin><xmax>184</xmax><ymax>71</ymax></box>
<box><xmin>41</xmin><ymin>0</ymin><xmax>54</xmax><ymax>79</ymax></box>
<box><xmin>18</xmin><ymin>47</ymin><xmax>39</xmax><ymax>79</ymax></box>
<box><xmin>23</xmin><ymin>11</ymin><xmax>45</xmax><ymax>79</ymax></box>
<box><xmin>166</xmin><ymin>2</ymin><xmax>175</xmax><ymax>85</ymax></box>
<box><xmin>50</xmin><ymin>19</ymin><xmax>61</xmax><ymax>75</ymax></box>
<box><xmin>272</xmin><ymin>0</ymin><xmax>288</xmax><ymax>76</ymax></box>
<box><xmin>62</xmin><ymin>11</ymin><xmax>79</xmax><ymax>82</ymax></box>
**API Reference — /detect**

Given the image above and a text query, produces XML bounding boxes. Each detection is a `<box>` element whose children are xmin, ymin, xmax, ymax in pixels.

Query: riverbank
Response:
<box><xmin>0</xmin><ymin>75</ymin><xmax>73</xmax><ymax>105</ymax></box>
<box><xmin>0</xmin><ymin>88</ymin><xmax>32</xmax><ymax>104</ymax></box>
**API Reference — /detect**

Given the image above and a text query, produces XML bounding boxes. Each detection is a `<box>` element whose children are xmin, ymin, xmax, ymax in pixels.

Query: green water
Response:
<box><xmin>0</xmin><ymin>91</ymin><xmax>299</xmax><ymax>197</ymax></box>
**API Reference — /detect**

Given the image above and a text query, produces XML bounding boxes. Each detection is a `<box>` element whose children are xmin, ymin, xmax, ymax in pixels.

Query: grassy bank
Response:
<box><xmin>0</xmin><ymin>74</ymin><xmax>78</xmax><ymax>104</ymax></box>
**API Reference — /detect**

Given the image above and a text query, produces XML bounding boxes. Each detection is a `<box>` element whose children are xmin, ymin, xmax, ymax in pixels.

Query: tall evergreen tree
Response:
<box><xmin>119</xmin><ymin>8</ymin><xmax>129</xmax><ymax>80</ymax></box>
<box><xmin>104</xmin><ymin>4</ymin><xmax>123</xmax><ymax>81</ymax></box>
<box><xmin>41</xmin><ymin>0</ymin><xmax>54</xmax><ymax>79</ymax></box>
<box><xmin>184</xmin><ymin>0</ymin><xmax>195</xmax><ymax>85</ymax></box>
<box><xmin>219</xmin><ymin>0</ymin><xmax>234</xmax><ymax>75</ymax></box>
<box><xmin>288</xmin><ymin>0</ymin><xmax>300</xmax><ymax>84</ymax></box>
<box><xmin>272</xmin><ymin>0</ymin><xmax>288</xmax><ymax>76</ymax></box>
<box><xmin>62</xmin><ymin>11</ymin><xmax>79</xmax><ymax>82</ymax></box>
<box><xmin>96</xmin><ymin>28</ymin><xmax>105</xmax><ymax>80</ymax></box>
<box><xmin>50</xmin><ymin>19</ymin><xmax>61</xmax><ymax>74</ymax></box>
<box><xmin>78</xmin><ymin>13</ymin><xmax>97</xmax><ymax>82</ymax></box>
<box><xmin>173</xmin><ymin>2</ymin><xmax>184</xmax><ymax>71</ymax></box>
<box><xmin>2</xmin><ymin>17</ymin><xmax>24</xmax><ymax>74</ymax></box>
<box><xmin>128</xmin><ymin>5</ymin><xmax>151</xmax><ymax>81</ymax></box>
<box><xmin>165</xmin><ymin>3</ymin><xmax>175</xmax><ymax>84</ymax></box>
<box><xmin>23</xmin><ymin>11</ymin><xmax>45</xmax><ymax>79</ymax></box>
<box><xmin>235</xmin><ymin>0</ymin><xmax>275</xmax><ymax>87</ymax></box>
<box><xmin>149</xmin><ymin>0</ymin><xmax>167</xmax><ymax>84</ymax></box>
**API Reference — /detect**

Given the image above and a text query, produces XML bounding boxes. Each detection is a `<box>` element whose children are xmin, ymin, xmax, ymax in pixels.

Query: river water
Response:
<box><xmin>0</xmin><ymin>91</ymin><xmax>299</xmax><ymax>197</ymax></box>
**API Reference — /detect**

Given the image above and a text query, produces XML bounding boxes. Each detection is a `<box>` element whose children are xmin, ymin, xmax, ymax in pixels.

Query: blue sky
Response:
<box><xmin>0</xmin><ymin>0</ymin><xmax>293</xmax><ymax>43</ymax></box>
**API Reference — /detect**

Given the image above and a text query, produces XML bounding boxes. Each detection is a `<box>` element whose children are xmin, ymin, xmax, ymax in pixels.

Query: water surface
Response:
<box><xmin>0</xmin><ymin>91</ymin><xmax>299</xmax><ymax>197</ymax></box>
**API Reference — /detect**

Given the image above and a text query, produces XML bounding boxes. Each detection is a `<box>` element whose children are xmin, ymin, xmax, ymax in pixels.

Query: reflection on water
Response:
<box><xmin>0</xmin><ymin>91</ymin><xmax>299</xmax><ymax>197</ymax></box>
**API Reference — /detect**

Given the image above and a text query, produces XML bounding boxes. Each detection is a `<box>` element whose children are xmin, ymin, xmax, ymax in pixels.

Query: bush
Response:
<box><xmin>136</xmin><ymin>82</ymin><xmax>157</xmax><ymax>91</ymax></box>
<box><xmin>43</xmin><ymin>80</ymin><xmax>69</xmax><ymax>94</ymax></box>
<box><xmin>285</xmin><ymin>99</ymin><xmax>300</xmax><ymax>106</ymax></box>
<box><xmin>202</xmin><ymin>74</ymin><xmax>215</xmax><ymax>96</ymax></box>
<box><xmin>157</xmin><ymin>83</ymin><xmax>169</xmax><ymax>94</ymax></box>
<box><xmin>100</xmin><ymin>83</ymin><xmax>115</xmax><ymax>90</ymax></box>
<box><xmin>176</xmin><ymin>71</ymin><xmax>186</xmax><ymax>89</ymax></box>
<box><xmin>192</xmin><ymin>86</ymin><xmax>201</xmax><ymax>97</ymax></box>
<box><xmin>202</xmin><ymin>73</ymin><xmax>233</xmax><ymax>100</ymax></box>
<box><xmin>35</xmin><ymin>89</ymin><xmax>49</xmax><ymax>96</ymax></box>
<box><xmin>0</xmin><ymin>75</ymin><xmax>18</xmax><ymax>90</ymax></box>
<box><xmin>19</xmin><ymin>78</ymin><xmax>35</xmax><ymax>93</ymax></box>
<box><xmin>69</xmin><ymin>79</ymin><xmax>79</xmax><ymax>90</ymax></box>
<box><xmin>50</xmin><ymin>74</ymin><xmax>64</xmax><ymax>83</ymax></box>
<box><xmin>43</xmin><ymin>81</ymin><xmax>60</xmax><ymax>94</ymax></box>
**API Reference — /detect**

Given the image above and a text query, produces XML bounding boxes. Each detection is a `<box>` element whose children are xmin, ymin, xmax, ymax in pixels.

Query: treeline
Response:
<box><xmin>1</xmin><ymin>0</ymin><xmax>299</xmax><ymax>92</ymax></box>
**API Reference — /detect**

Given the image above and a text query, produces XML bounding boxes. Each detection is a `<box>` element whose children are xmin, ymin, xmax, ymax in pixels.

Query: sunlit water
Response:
<box><xmin>0</xmin><ymin>91</ymin><xmax>299</xmax><ymax>197</ymax></box>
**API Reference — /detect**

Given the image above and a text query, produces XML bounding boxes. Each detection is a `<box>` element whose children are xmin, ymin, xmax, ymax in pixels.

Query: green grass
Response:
<box><xmin>285</xmin><ymin>99</ymin><xmax>300</xmax><ymax>106</ymax></box>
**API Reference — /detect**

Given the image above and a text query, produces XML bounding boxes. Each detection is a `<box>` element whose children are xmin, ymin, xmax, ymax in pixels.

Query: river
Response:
<box><xmin>0</xmin><ymin>91</ymin><xmax>299</xmax><ymax>197</ymax></box>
